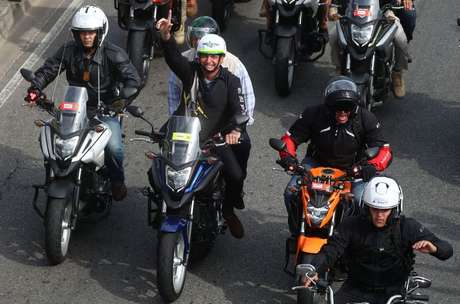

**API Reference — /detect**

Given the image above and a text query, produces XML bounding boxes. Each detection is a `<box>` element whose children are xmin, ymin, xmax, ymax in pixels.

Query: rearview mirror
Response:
<box><xmin>412</xmin><ymin>276</ymin><xmax>431</xmax><ymax>289</ymax></box>
<box><xmin>126</xmin><ymin>105</ymin><xmax>144</xmax><ymax>118</ymax></box>
<box><xmin>269</xmin><ymin>138</ymin><xmax>286</xmax><ymax>152</ymax></box>
<box><xmin>20</xmin><ymin>68</ymin><xmax>36</xmax><ymax>83</ymax></box>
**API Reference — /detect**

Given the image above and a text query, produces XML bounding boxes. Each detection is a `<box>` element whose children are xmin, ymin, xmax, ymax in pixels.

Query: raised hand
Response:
<box><xmin>156</xmin><ymin>10</ymin><xmax>173</xmax><ymax>41</ymax></box>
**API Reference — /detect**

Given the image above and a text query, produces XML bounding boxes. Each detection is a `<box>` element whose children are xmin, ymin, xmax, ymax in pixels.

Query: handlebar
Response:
<box><xmin>407</xmin><ymin>294</ymin><xmax>429</xmax><ymax>302</ymax></box>
<box><xmin>135</xmin><ymin>130</ymin><xmax>152</xmax><ymax>137</ymax></box>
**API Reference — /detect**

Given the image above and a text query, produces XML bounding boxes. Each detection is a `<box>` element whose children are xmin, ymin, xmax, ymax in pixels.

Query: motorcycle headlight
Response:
<box><xmin>307</xmin><ymin>205</ymin><xmax>330</xmax><ymax>226</ymax></box>
<box><xmin>166</xmin><ymin>166</ymin><xmax>192</xmax><ymax>192</ymax></box>
<box><xmin>351</xmin><ymin>23</ymin><xmax>374</xmax><ymax>46</ymax></box>
<box><xmin>55</xmin><ymin>136</ymin><xmax>79</xmax><ymax>160</ymax></box>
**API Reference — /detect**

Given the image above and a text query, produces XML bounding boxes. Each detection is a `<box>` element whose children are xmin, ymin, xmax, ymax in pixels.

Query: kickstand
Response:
<box><xmin>32</xmin><ymin>184</ymin><xmax>46</xmax><ymax>219</ymax></box>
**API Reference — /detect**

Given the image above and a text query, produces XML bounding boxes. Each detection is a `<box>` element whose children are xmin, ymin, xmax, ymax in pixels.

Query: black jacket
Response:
<box><xmin>31</xmin><ymin>40</ymin><xmax>141</xmax><ymax>108</ymax></box>
<box><xmin>312</xmin><ymin>215</ymin><xmax>453</xmax><ymax>289</ymax></box>
<box><xmin>161</xmin><ymin>37</ymin><xmax>246</xmax><ymax>142</ymax></box>
<box><xmin>288</xmin><ymin>105</ymin><xmax>386</xmax><ymax>169</ymax></box>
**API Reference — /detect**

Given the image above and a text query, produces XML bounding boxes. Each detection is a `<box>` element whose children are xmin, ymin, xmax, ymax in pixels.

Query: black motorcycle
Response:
<box><xmin>127</xmin><ymin>106</ymin><xmax>248</xmax><ymax>302</ymax></box>
<box><xmin>335</xmin><ymin>0</ymin><xmax>405</xmax><ymax>109</ymax></box>
<box><xmin>211</xmin><ymin>0</ymin><xmax>233</xmax><ymax>31</ymax></box>
<box><xmin>114</xmin><ymin>0</ymin><xmax>182</xmax><ymax>85</ymax></box>
<box><xmin>258</xmin><ymin>0</ymin><xmax>327</xmax><ymax>96</ymax></box>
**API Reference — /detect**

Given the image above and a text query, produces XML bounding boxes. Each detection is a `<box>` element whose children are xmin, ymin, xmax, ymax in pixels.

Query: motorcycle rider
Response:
<box><xmin>24</xmin><ymin>5</ymin><xmax>141</xmax><ymax>201</ymax></box>
<box><xmin>303</xmin><ymin>176</ymin><xmax>453</xmax><ymax>304</ymax></box>
<box><xmin>328</xmin><ymin>0</ymin><xmax>412</xmax><ymax>98</ymax></box>
<box><xmin>157</xmin><ymin>13</ymin><xmax>249</xmax><ymax>239</ymax></box>
<box><xmin>278</xmin><ymin>76</ymin><xmax>392</xmax><ymax>236</ymax></box>
<box><xmin>167</xmin><ymin>16</ymin><xmax>254</xmax><ymax>211</ymax></box>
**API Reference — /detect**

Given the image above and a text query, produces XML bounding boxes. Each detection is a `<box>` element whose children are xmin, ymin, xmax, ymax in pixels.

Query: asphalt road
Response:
<box><xmin>0</xmin><ymin>0</ymin><xmax>458</xmax><ymax>303</ymax></box>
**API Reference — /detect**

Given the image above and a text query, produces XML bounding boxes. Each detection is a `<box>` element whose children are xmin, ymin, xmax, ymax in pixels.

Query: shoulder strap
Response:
<box><xmin>352</xmin><ymin>107</ymin><xmax>364</xmax><ymax>148</ymax></box>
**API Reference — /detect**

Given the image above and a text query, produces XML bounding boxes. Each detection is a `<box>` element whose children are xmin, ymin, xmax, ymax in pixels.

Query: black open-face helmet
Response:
<box><xmin>324</xmin><ymin>76</ymin><xmax>359</xmax><ymax>112</ymax></box>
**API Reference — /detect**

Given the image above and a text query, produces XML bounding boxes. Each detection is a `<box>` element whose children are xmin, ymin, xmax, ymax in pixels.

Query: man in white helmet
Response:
<box><xmin>24</xmin><ymin>5</ymin><xmax>141</xmax><ymax>201</ymax></box>
<box><xmin>303</xmin><ymin>176</ymin><xmax>453</xmax><ymax>304</ymax></box>
<box><xmin>156</xmin><ymin>13</ymin><xmax>249</xmax><ymax>239</ymax></box>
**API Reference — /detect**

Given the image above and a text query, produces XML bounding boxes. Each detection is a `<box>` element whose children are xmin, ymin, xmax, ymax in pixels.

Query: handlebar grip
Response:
<box><xmin>135</xmin><ymin>130</ymin><xmax>152</xmax><ymax>137</ymax></box>
<box><xmin>407</xmin><ymin>294</ymin><xmax>429</xmax><ymax>301</ymax></box>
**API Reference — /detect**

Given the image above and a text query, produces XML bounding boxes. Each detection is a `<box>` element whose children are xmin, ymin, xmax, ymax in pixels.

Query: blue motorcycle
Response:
<box><xmin>127</xmin><ymin>106</ymin><xmax>247</xmax><ymax>302</ymax></box>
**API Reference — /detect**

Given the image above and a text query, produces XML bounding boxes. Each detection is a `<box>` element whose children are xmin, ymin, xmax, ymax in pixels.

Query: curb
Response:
<box><xmin>0</xmin><ymin>0</ymin><xmax>31</xmax><ymax>45</ymax></box>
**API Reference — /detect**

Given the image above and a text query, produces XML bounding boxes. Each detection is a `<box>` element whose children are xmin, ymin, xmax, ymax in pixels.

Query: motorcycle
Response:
<box><xmin>126</xmin><ymin>105</ymin><xmax>248</xmax><ymax>302</ymax></box>
<box><xmin>269</xmin><ymin>138</ymin><xmax>379</xmax><ymax>304</ymax></box>
<box><xmin>335</xmin><ymin>0</ymin><xmax>405</xmax><ymax>109</ymax></box>
<box><xmin>114</xmin><ymin>0</ymin><xmax>182</xmax><ymax>86</ymax></box>
<box><xmin>211</xmin><ymin>0</ymin><xmax>233</xmax><ymax>31</ymax></box>
<box><xmin>21</xmin><ymin>68</ymin><xmax>137</xmax><ymax>265</ymax></box>
<box><xmin>258</xmin><ymin>0</ymin><xmax>327</xmax><ymax>96</ymax></box>
<box><xmin>295</xmin><ymin>264</ymin><xmax>431</xmax><ymax>304</ymax></box>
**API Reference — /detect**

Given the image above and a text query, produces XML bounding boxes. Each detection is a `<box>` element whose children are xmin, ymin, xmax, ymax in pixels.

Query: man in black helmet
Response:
<box><xmin>276</xmin><ymin>76</ymin><xmax>392</xmax><ymax>236</ymax></box>
<box><xmin>24</xmin><ymin>5</ymin><xmax>141</xmax><ymax>201</ymax></box>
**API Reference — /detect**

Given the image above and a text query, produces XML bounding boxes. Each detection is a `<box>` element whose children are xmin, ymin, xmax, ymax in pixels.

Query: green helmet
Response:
<box><xmin>186</xmin><ymin>16</ymin><xmax>221</xmax><ymax>48</ymax></box>
<box><xmin>196</xmin><ymin>34</ymin><xmax>226</xmax><ymax>55</ymax></box>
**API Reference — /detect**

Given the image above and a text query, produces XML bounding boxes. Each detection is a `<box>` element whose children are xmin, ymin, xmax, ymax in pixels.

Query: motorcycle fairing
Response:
<box><xmin>274</xmin><ymin>25</ymin><xmax>298</xmax><ymax>38</ymax></box>
<box><xmin>346</xmin><ymin>0</ymin><xmax>382</xmax><ymax>26</ymax></box>
<box><xmin>297</xmin><ymin>235</ymin><xmax>327</xmax><ymax>254</ymax></box>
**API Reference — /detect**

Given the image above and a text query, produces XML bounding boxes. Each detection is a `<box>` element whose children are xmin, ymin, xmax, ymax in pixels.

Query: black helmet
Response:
<box><xmin>324</xmin><ymin>76</ymin><xmax>359</xmax><ymax>112</ymax></box>
<box><xmin>186</xmin><ymin>16</ymin><xmax>221</xmax><ymax>48</ymax></box>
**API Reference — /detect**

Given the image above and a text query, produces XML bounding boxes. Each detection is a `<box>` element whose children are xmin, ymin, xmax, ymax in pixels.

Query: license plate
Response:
<box><xmin>311</xmin><ymin>182</ymin><xmax>330</xmax><ymax>192</ymax></box>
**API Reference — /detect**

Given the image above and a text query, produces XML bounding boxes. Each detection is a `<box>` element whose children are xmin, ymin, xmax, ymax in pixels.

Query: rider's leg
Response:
<box><xmin>395</xmin><ymin>6</ymin><xmax>416</xmax><ymax>42</ymax></box>
<box><xmin>388</xmin><ymin>12</ymin><xmax>409</xmax><ymax>98</ymax></box>
<box><xmin>100</xmin><ymin>116</ymin><xmax>127</xmax><ymax>201</ymax></box>
<box><xmin>229</xmin><ymin>130</ymin><xmax>251</xmax><ymax>209</ymax></box>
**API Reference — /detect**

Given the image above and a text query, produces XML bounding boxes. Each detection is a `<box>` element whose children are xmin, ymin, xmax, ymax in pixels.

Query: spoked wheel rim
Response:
<box><xmin>60</xmin><ymin>204</ymin><xmax>72</xmax><ymax>255</ymax></box>
<box><xmin>172</xmin><ymin>233</ymin><xmax>186</xmax><ymax>293</ymax></box>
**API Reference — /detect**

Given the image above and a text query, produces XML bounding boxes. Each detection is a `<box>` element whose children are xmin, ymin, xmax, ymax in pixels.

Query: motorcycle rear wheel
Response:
<box><xmin>157</xmin><ymin>231</ymin><xmax>187</xmax><ymax>302</ymax></box>
<box><xmin>274</xmin><ymin>37</ymin><xmax>296</xmax><ymax>97</ymax></box>
<box><xmin>127</xmin><ymin>30</ymin><xmax>151</xmax><ymax>86</ymax></box>
<box><xmin>44</xmin><ymin>197</ymin><xmax>72</xmax><ymax>265</ymax></box>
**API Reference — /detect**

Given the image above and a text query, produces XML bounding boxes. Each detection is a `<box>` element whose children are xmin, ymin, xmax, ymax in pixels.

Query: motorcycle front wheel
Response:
<box><xmin>297</xmin><ymin>254</ymin><xmax>321</xmax><ymax>304</ymax></box>
<box><xmin>274</xmin><ymin>37</ymin><xmax>296</xmax><ymax>97</ymax></box>
<box><xmin>127</xmin><ymin>30</ymin><xmax>151</xmax><ymax>86</ymax></box>
<box><xmin>44</xmin><ymin>197</ymin><xmax>73</xmax><ymax>265</ymax></box>
<box><xmin>157</xmin><ymin>231</ymin><xmax>187</xmax><ymax>302</ymax></box>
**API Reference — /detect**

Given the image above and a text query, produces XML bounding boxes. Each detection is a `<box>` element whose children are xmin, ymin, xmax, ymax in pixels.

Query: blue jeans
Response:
<box><xmin>283</xmin><ymin>158</ymin><xmax>366</xmax><ymax>234</ymax></box>
<box><xmin>99</xmin><ymin>116</ymin><xmax>124</xmax><ymax>182</ymax></box>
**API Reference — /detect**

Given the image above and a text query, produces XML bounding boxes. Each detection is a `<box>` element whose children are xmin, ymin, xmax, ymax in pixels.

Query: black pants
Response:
<box><xmin>214</xmin><ymin>131</ymin><xmax>251</xmax><ymax>214</ymax></box>
<box><xmin>335</xmin><ymin>281</ymin><xmax>402</xmax><ymax>304</ymax></box>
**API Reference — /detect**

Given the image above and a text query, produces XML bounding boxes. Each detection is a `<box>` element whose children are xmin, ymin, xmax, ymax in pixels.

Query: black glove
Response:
<box><xmin>360</xmin><ymin>164</ymin><xmax>377</xmax><ymax>182</ymax></box>
<box><xmin>24</xmin><ymin>87</ymin><xmax>41</xmax><ymax>104</ymax></box>
<box><xmin>279</xmin><ymin>156</ymin><xmax>298</xmax><ymax>171</ymax></box>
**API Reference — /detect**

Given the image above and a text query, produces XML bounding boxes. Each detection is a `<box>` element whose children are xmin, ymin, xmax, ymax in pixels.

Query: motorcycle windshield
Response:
<box><xmin>162</xmin><ymin>116</ymin><xmax>201</xmax><ymax>166</ymax></box>
<box><xmin>53</xmin><ymin>86</ymin><xmax>89</xmax><ymax>137</ymax></box>
<box><xmin>346</xmin><ymin>0</ymin><xmax>380</xmax><ymax>24</ymax></box>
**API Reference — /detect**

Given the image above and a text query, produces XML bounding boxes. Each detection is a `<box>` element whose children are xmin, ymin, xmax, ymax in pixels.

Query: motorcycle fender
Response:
<box><xmin>274</xmin><ymin>25</ymin><xmax>297</xmax><ymax>38</ymax></box>
<box><xmin>47</xmin><ymin>179</ymin><xmax>74</xmax><ymax>199</ymax></box>
<box><xmin>337</xmin><ymin>22</ymin><xmax>347</xmax><ymax>49</ymax></box>
<box><xmin>160</xmin><ymin>216</ymin><xmax>188</xmax><ymax>233</ymax></box>
<box><xmin>376</xmin><ymin>23</ymin><xmax>397</xmax><ymax>51</ymax></box>
<box><xmin>297</xmin><ymin>235</ymin><xmax>327</xmax><ymax>254</ymax></box>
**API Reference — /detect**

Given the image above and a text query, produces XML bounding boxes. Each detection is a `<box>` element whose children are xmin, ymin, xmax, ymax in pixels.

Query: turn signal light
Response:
<box><xmin>34</xmin><ymin>120</ymin><xmax>45</xmax><ymax>127</ymax></box>
<box><xmin>145</xmin><ymin>151</ymin><xmax>156</xmax><ymax>160</ymax></box>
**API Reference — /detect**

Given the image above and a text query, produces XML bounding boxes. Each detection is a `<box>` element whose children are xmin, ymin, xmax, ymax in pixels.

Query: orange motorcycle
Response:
<box><xmin>269</xmin><ymin>138</ymin><xmax>378</xmax><ymax>304</ymax></box>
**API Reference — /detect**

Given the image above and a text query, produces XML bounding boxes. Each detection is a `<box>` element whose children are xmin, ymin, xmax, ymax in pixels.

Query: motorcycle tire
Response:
<box><xmin>297</xmin><ymin>254</ymin><xmax>320</xmax><ymax>304</ymax></box>
<box><xmin>274</xmin><ymin>37</ymin><xmax>296</xmax><ymax>97</ymax></box>
<box><xmin>127</xmin><ymin>30</ymin><xmax>151</xmax><ymax>86</ymax></box>
<box><xmin>44</xmin><ymin>197</ymin><xmax>73</xmax><ymax>265</ymax></box>
<box><xmin>157</xmin><ymin>231</ymin><xmax>187</xmax><ymax>302</ymax></box>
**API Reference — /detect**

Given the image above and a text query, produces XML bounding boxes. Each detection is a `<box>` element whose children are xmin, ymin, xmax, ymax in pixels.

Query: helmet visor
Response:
<box><xmin>325</xmin><ymin>79</ymin><xmax>358</xmax><ymax>97</ymax></box>
<box><xmin>187</xmin><ymin>27</ymin><xmax>216</xmax><ymax>47</ymax></box>
<box><xmin>334</xmin><ymin>99</ymin><xmax>355</xmax><ymax>112</ymax></box>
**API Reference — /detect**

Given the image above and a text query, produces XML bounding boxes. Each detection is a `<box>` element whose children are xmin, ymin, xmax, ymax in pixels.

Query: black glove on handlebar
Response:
<box><xmin>279</xmin><ymin>156</ymin><xmax>298</xmax><ymax>171</ymax></box>
<box><xmin>361</xmin><ymin>164</ymin><xmax>377</xmax><ymax>182</ymax></box>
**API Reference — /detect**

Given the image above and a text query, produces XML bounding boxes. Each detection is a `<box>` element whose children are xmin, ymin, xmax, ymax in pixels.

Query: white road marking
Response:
<box><xmin>0</xmin><ymin>0</ymin><xmax>84</xmax><ymax>109</ymax></box>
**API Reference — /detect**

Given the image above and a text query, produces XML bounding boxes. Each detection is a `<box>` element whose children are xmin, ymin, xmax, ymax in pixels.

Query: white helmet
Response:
<box><xmin>196</xmin><ymin>34</ymin><xmax>226</xmax><ymax>56</ymax></box>
<box><xmin>71</xmin><ymin>5</ymin><xmax>109</xmax><ymax>47</ymax></box>
<box><xmin>362</xmin><ymin>176</ymin><xmax>403</xmax><ymax>214</ymax></box>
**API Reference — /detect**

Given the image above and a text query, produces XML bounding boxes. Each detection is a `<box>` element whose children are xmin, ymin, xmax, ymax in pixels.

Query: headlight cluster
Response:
<box><xmin>351</xmin><ymin>23</ymin><xmax>374</xmax><ymax>46</ymax></box>
<box><xmin>166</xmin><ymin>166</ymin><xmax>192</xmax><ymax>192</ymax></box>
<box><xmin>55</xmin><ymin>136</ymin><xmax>79</xmax><ymax>160</ymax></box>
<box><xmin>307</xmin><ymin>205</ymin><xmax>330</xmax><ymax>226</ymax></box>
